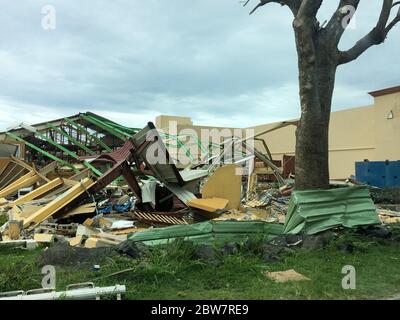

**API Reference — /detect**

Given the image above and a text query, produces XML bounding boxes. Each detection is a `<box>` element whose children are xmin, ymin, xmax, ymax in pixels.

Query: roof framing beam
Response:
<box><xmin>6</xmin><ymin>132</ymin><xmax>77</xmax><ymax>172</ymax></box>
<box><xmin>63</xmin><ymin>117</ymin><xmax>112</xmax><ymax>152</ymax></box>
<box><xmin>79</xmin><ymin>114</ymin><xmax>131</xmax><ymax>141</ymax></box>
<box><xmin>47</xmin><ymin>123</ymin><xmax>96</xmax><ymax>156</ymax></box>
<box><xmin>31</xmin><ymin>129</ymin><xmax>102</xmax><ymax>176</ymax></box>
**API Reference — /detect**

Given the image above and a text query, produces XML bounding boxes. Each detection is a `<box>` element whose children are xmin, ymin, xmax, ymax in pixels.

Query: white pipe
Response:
<box><xmin>0</xmin><ymin>285</ymin><xmax>126</xmax><ymax>300</ymax></box>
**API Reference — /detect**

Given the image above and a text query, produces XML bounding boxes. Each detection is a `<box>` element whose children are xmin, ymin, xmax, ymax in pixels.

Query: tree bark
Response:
<box><xmin>293</xmin><ymin>21</ymin><xmax>337</xmax><ymax>190</ymax></box>
<box><xmin>246</xmin><ymin>0</ymin><xmax>400</xmax><ymax>190</ymax></box>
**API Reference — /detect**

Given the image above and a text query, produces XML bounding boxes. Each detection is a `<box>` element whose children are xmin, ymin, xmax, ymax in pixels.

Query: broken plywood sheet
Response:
<box><xmin>266</xmin><ymin>269</ymin><xmax>311</xmax><ymax>283</ymax></box>
<box><xmin>63</xmin><ymin>202</ymin><xmax>97</xmax><ymax>218</ymax></box>
<box><xmin>201</xmin><ymin>164</ymin><xmax>241</xmax><ymax>210</ymax></box>
<box><xmin>22</xmin><ymin>177</ymin><xmax>95</xmax><ymax>230</ymax></box>
<box><xmin>187</xmin><ymin>197</ymin><xmax>229</xmax><ymax>213</ymax></box>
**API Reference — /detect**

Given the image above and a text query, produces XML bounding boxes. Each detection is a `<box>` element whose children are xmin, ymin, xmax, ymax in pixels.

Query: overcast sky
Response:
<box><xmin>0</xmin><ymin>0</ymin><xmax>399</xmax><ymax>130</ymax></box>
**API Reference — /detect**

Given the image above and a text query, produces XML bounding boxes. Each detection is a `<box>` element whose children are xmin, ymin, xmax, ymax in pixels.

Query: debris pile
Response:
<box><xmin>0</xmin><ymin>113</ymin><xmax>396</xmax><ymax>250</ymax></box>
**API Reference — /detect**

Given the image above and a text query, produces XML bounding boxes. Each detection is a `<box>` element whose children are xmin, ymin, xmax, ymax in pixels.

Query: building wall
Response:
<box><xmin>156</xmin><ymin>87</ymin><xmax>400</xmax><ymax>180</ymax></box>
<box><xmin>373</xmin><ymin>91</ymin><xmax>400</xmax><ymax>161</ymax></box>
<box><xmin>155</xmin><ymin>115</ymin><xmax>193</xmax><ymax>129</ymax></box>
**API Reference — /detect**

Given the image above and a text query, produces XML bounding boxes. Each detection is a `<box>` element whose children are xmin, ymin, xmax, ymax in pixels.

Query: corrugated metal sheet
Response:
<box><xmin>283</xmin><ymin>186</ymin><xmax>380</xmax><ymax>235</ymax></box>
<box><xmin>128</xmin><ymin>221</ymin><xmax>284</xmax><ymax>246</ymax></box>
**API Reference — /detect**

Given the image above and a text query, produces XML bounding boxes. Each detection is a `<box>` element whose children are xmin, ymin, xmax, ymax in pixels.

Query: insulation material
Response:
<box><xmin>283</xmin><ymin>186</ymin><xmax>380</xmax><ymax>235</ymax></box>
<box><xmin>111</xmin><ymin>220</ymin><xmax>135</xmax><ymax>229</ymax></box>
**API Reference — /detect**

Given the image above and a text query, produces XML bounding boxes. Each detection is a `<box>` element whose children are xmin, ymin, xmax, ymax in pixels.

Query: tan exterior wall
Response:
<box><xmin>156</xmin><ymin>87</ymin><xmax>400</xmax><ymax>180</ymax></box>
<box><xmin>155</xmin><ymin>115</ymin><xmax>193</xmax><ymax>129</ymax></box>
<box><xmin>251</xmin><ymin>105</ymin><xmax>377</xmax><ymax>179</ymax></box>
<box><xmin>373</xmin><ymin>92</ymin><xmax>400</xmax><ymax>161</ymax></box>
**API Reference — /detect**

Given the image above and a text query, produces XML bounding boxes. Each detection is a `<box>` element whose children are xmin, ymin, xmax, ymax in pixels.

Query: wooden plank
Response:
<box><xmin>187</xmin><ymin>197</ymin><xmax>229</xmax><ymax>213</ymax></box>
<box><xmin>22</xmin><ymin>178</ymin><xmax>95</xmax><ymax>229</ymax></box>
<box><xmin>12</xmin><ymin>178</ymin><xmax>64</xmax><ymax>206</ymax></box>
<box><xmin>0</xmin><ymin>173</ymin><xmax>41</xmax><ymax>198</ymax></box>
<box><xmin>61</xmin><ymin>203</ymin><xmax>96</xmax><ymax>218</ymax></box>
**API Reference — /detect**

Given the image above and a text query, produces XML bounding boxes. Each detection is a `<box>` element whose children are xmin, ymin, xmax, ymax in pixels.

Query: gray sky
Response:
<box><xmin>0</xmin><ymin>0</ymin><xmax>399</xmax><ymax>130</ymax></box>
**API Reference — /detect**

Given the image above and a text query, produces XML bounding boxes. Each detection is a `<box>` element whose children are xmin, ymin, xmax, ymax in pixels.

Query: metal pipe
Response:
<box><xmin>0</xmin><ymin>285</ymin><xmax>126</xmax><ymax>300</ymax></box>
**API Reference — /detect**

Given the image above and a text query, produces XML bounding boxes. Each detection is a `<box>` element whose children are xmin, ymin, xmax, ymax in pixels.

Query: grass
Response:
<box><xmin>1</xmin><ymin>230</ymin><xmax>400</xmax><ymax>299</ymax></box>
<box><xmin>0</xmin><ymin>214</ymin><xmax>7</xmax><ymax>226</ymax></box>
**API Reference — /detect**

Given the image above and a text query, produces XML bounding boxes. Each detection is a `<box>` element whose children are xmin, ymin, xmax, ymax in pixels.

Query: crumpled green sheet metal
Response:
<box><xmin>283</xmin><ymin>186</ymin><xmax>380</xmax><ymax>235</ymax></box>
<box><xmin>128</xmin><ymin>221</ymin><xmax>284</xmax><ymax>246</ymax></box>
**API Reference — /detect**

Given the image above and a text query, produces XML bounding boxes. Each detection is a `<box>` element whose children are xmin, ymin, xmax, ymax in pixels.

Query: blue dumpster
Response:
<box><xmin>355</xmin><ymin>160</ymin><xmax>400</xmax><ymax>188</ymax></box>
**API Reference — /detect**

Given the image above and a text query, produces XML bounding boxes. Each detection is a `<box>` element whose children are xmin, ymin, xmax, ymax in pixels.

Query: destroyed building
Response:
<box><xmin>0</xmin><ymin>86</ymin><xmax>398</xmax><ymax>251</ymax></box>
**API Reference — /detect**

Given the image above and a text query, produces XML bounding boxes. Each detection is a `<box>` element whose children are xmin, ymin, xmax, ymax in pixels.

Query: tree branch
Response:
<box><xmin>245</xmin><ymin>0</ymin><xmax>301</xmax><ymax>16</ymax></box>
<box><xmin>339</xmin><ymin>0</ymin><xmax>398</xmax><ymax>64</ymax></box>
<box><xmin>297</xmin><ymin>0</ymin><xmax>323</xmax><ymax>20</ymax></box>
<box><xmin>325</xmin><ymin>0</ymin><xmax>360</xmax><ymax>46</ymax></box>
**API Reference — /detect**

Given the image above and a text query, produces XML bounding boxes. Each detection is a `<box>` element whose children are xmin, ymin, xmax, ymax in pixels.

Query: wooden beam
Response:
<box><xmin>12</xmin><ymin>178</ymin><xmax>64</xmax><ymax>206</ymax></box>
<box><xmin>0</xmin><ymin>172</ymin><xmax>40</xmax><ymax>198</ymax></box>
<box><xmin>23</xmin><ymin>178</ymin><xmax>95</xmax><ymax>230</ymax></box>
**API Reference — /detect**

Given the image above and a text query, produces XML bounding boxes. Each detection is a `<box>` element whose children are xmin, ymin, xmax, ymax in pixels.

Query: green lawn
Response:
<box><xmin>1</xmin><ymin>229</ymin><xmax>400</xmax><ymax>300</ymax></box>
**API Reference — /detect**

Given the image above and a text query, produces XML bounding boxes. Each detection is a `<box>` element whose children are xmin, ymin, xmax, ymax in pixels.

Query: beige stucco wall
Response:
<box><xmin>156</xmin><ymin>88</ymin><xmax>400</xmax><ymax>179</ymax></box>
<box><xmin>250</xmin><ymin>105</ymin><xmax>377</xmax><ymax>179</ymax></box>
<box><xmin>155</xmin><ymin>115</ymin><xmax>193</xmax><ymax>129</ymax></box>
<box><xmin>373</xmin><ymin>92</ymin><xmax>400</xmax><ymax>161</ymax></box>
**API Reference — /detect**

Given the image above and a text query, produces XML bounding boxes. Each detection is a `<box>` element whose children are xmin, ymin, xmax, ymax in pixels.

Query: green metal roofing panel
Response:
<box><xmin>128</xmin><ymin>221</ymin><xmax>284</xmax><ymax>246</ymax></box>
<box><xmin>283</xmin><ymin>186</ymin><xmax>380</xmax><ymax>235</ymax></box>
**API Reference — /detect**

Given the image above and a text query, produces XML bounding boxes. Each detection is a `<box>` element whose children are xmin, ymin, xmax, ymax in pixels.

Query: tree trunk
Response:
<box><xmin>293</xmin><ymin>23</ymin><xmax>338</xmax><ymax>190</ymax></box>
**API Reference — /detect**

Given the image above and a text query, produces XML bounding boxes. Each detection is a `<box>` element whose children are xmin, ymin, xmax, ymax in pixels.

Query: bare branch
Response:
<box><xmin>249</xmin><ymin>0</ymin><xmax>271</xmax><ymax>15</ymax></box>
<box><xmin>247</xmin><ymin>0</ymin><xmax>301</xmax><ymax>16</ymax></box>
<box><xmin>325</xmin><ymin>0</ymin><xmax>360</xmax><ymax>45</ymax></box>
<box><xmin>242</xmin><ymin>0</ymin><xmax>251</xmax><ymax>7</ymax></box>
<box><xmin>339</xmin><ymin>0</ymin><xmax>398</xmax><ymax>64</ymax></box>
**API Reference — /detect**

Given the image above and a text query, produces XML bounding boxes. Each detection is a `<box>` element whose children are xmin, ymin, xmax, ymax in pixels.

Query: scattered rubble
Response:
<box><xmin>0</xmin><ymin>114</ymin><xmax>398</xmax><ymax>257</ymax></box>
